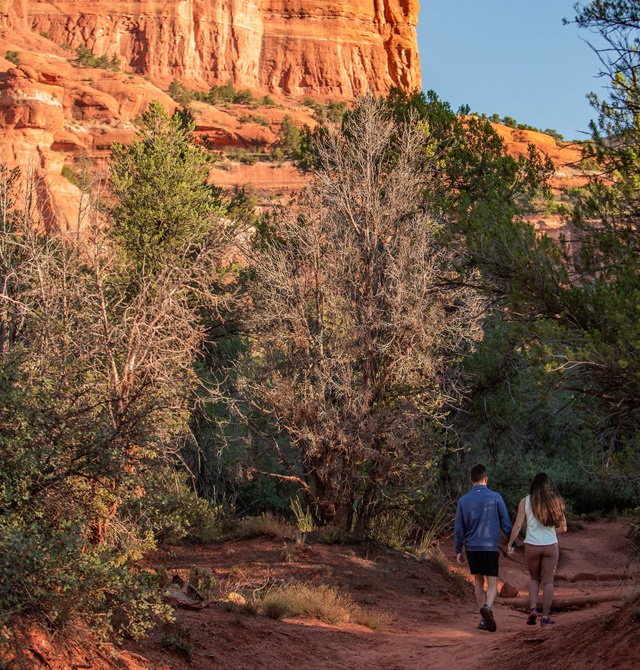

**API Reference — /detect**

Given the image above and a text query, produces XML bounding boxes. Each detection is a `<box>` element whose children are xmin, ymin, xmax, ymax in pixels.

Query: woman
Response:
<box><xmin>507</xmin><ymin>472</ymin><xmax>567</xmax><ymax>626</ymax></box>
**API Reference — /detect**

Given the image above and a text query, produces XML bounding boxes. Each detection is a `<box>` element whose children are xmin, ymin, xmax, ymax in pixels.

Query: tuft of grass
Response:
<box><xmin>262</xmin><ymin>592</ymin><xmax>291</xmax><ymax>619</ymax></box>
<box><xmin>275</xmin><ymin>584</ymin><xmax>388</xmax><ymax>629</ymax></box>
<box><xmin>236</xmin><ymin>513</ymin><xmax>300</xmax><ymax>541</ymax></box>
<box><xmin>352</xmin><ymin>605</ymin><xmax>390</xmax><ymax>631</ymax></box>
<box><xmin>161</xmin><ymin>625</ymin><xmax>192</xmax><ymax>662</ymax></box>
<box><xmin>317</xmin><ymin>525</ymin><xmax>349</xmax><ymax>545</ymax></box>
<box><xmin>290</xmin><ymin>497</ymin><xmax>315</xmax><ymax>533</ymax></box>
<box><xmin>423</xmin><ymin>545</ymin><xmax>469</xmax><ymax>595</ymax></box>
<box><xmin>260</xmin><ymin>583</ymin><xmax>385</xmax><ymax>629</ymax></box>
<box><xmin>274</xmin><ymin>583</ymin><xmax>352</xmax><ymax>625</ymax></box>
<box><xmin>567</xmin><ymin>519</ymin><xmax>585</xmax><ymax>532</ymax></box>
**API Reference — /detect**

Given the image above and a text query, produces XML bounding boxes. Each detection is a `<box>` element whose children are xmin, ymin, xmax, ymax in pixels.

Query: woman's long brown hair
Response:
<box><xmin>530</xmin><ymin>472</ymin><xmax>565</xmax><ymax>527</ymax></box>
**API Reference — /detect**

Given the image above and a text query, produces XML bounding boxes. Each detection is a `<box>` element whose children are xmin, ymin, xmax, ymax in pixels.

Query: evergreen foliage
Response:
<box><xmin>0</xmin><ymin>103</ymin><xmax>227</xmax><ymax>635</ymax></box>
<box><xmin>110</xmin><ymin>101</ymin><xmax>224</xmax><ymax>269</ymax></box>
<box><xmin>74</xmin><ymin>45</ymin><xmax>120</xmax><ymax>71</ymax></box>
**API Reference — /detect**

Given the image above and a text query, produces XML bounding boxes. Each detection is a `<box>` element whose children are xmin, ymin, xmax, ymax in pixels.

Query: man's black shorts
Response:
<box><xmin>466</xmin><ymin>550</ymin><xmax>499</xmax><ymax>576</ymax></box>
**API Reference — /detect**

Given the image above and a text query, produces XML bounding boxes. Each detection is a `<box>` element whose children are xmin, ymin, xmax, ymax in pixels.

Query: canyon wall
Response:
<box><xmin>6</xmin><ymin>0</ymin><xmax>421</xmax><ymax>97</ymax></box>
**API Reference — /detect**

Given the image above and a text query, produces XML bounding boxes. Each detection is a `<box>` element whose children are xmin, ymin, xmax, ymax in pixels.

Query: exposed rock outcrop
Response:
<box><xmin>5</xmin><ymin>0</ymin><xmax>421</xmax><ymax>98</ymax></box>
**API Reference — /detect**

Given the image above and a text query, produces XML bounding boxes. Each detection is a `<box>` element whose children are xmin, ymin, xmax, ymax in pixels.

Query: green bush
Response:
<box><xmin>6</xmin><ymin>51</ymin><xmax>20</xmax><ymax>66</ymax></box>
<box><xmin>124</xmin><ymin>466</ymin><xmax>225</xmax><ymax>545</ymax></box>
<box><xmin>204</xmin><ymin>82</ymin><xmax>237</xmax><ymax>104</ymax></box>
<box><xmin>239</xmin><ymin>114</ymin><xmax>269</xmax><ymax>126</ymax></box>
<box><xmin>0</xmin><ymin>521</ymin><xmax>171</xmax><ymax>639</ymax></box>
<box><xmin>258</xmin><ymin>95</ymin><xmax>276</xmax><ymax>106</ymax></box>
<box><xmin>74</xmin><ymin>45</ymin><xmax>120</xmax><ymax>71</ymax></box>
<box><xmin>225</xmin><ymin>146</ymin><xmax>259</xmax><ymax>164</ymax></box>
<box><xmin>278</xmin><ymin>115</ymin><xmax>301</xmax><ymax>156</ymax></box>
<box><xmin>233</xmin><ymin>88</ymin><xmax>255</xmax><ymax>105</ymax></box>
<box><xmin>168</xmin><ymin>78</ymin><xmax>193</xmax><ymax>105</ymax></box>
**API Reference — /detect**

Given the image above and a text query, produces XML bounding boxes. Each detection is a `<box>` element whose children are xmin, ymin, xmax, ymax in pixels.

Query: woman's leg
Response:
<box><xmin>540</xmin><ymin>543</ymin><xmax>560</xmax><ymax>618</ymax></box>
<box><xmin>525</xmin><ymin>544</ymin><xmax>542</xmax><ymax>609</ymax></box>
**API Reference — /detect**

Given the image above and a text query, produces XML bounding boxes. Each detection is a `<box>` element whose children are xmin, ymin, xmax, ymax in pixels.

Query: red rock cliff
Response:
<box><xmin>6</xmin><ymin>0</ymin><xmax>421</xmax><ymax>97</ymax></box>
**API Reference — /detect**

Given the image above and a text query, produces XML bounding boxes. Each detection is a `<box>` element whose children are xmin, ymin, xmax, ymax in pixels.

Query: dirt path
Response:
<box><xmin>121</xmin><ymin>518</ymin><xmax>638</xmax><ymax>670</ymax></box>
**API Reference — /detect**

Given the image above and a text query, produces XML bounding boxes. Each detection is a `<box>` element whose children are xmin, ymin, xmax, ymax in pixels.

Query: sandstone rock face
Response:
<box><xmin>7</xmin><ymin>0</ymin><xmax>421</xmax><ymax>98</ymax></box>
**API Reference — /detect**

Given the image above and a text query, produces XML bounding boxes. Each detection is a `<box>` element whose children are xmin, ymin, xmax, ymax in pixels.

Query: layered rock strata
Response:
<box><xmin>6</xmin><ymin>0</ymin><xmax>421</xmax><ymax>97</ymax></box>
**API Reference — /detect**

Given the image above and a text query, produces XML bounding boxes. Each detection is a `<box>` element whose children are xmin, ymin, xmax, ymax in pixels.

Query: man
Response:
<box><xmin>454</xmin><ymin>464</ymin><xmax>512</xmax><ymax>632</ymax></box>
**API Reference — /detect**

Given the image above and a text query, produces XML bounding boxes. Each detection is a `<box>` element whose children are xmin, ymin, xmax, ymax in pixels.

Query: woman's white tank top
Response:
<box><xmin>524</xmin><ymin>495</ymin><xmax>558</xmax><ymax>546</ymax></box>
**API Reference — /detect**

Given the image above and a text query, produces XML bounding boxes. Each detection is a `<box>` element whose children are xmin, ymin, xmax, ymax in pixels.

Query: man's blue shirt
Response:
<box><xmin>454</xmin><ymin>485</ymin><xmax>512</xmax><ymax>554</ymax></box>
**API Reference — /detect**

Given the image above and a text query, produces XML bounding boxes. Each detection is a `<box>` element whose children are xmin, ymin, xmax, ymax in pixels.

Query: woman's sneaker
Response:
<box><xmin>526</xmin><ymin>608</ymin><xmax>538</xmax><ymax>625</ymax></box>
<box><xmin>540</xmin><ymin>616</ymin><xmax>555</xmax><ymax>626</ymax></box>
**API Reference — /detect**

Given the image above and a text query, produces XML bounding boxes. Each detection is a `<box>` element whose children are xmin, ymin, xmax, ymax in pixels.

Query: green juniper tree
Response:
<box><xmin>110</xmin><ymin>100</ymin><xmax>224</xmax><ymax>270</ymax></box>
<box><xmin>0</xmin><ymin>102</ymin><xmax>228</xmax><ymax>636</ymax></box>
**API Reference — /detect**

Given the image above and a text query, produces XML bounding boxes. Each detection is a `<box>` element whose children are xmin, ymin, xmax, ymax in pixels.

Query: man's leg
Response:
<box><xmin>485</xmin><ymin>575</ymin><xmax>498</xmax><ymax>608</ymax></box>
<box><xmin>473</xmin><ymin>574</ymin><xmax>486</xmax><ymax>608</ymax></box>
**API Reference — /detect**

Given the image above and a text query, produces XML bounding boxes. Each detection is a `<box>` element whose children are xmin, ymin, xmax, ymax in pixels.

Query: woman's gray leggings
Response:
<box><xmin>525</xmin><ymin>542</ymin><xmax>559</xmax><ymax>615</ymax></box>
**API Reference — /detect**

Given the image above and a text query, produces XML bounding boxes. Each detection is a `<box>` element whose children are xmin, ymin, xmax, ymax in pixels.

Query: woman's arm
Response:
<box><xmin>556</xmin><ymin>514</ymin><xmax>567</xmax><ymax>534</ymax></box>
<box><xmin>507</xmin><ymin>498</ymin><xmax>526</xmax><ymax>555</ymax></box>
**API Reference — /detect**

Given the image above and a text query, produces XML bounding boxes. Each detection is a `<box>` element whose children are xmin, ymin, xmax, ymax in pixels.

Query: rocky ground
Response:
<box><xmin>3</xmin><ymin>518</ymin><xmax>637</xmax><ymax>670</ymax></box>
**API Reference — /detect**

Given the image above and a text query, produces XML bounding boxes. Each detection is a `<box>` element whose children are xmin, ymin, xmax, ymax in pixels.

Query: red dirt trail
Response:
<box><xmin>5</xmin><ymin>519</ymin><xmax>638</xmax><ymax>670</ymax></box>
<box><xmin>123</xmin><ymin>518</ymin><xmax>638</xmax><ymax>670</ymax></box>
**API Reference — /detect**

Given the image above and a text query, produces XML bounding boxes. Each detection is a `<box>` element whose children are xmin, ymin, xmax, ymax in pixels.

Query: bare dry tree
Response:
<box><xmin>0</xmin><ymin>161</ymin><xmax>228</xmax><ymax>542</ymax></box>
<box><xmin>238</xmin><ymin>96</ymin><xmax>485</xmax><ymax>531</ymax></box>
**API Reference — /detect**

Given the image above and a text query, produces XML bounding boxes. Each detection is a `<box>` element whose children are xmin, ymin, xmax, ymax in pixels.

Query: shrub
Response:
<box><xmin>316</xmin><ymin>526</ymin><xmax>350</xmax><ymax>545</ymax></box>
<box><xmin>278</xmin><ymin>115</ymin><xmax>301</xmax><ymax>156</ymax></box>
<box><xmin>269</xmin><ymin>146</ymin><xmax>286</xmax><ymax>163</ymax></box>
<box><xmin>233</xmin><ymin>88</ymin><xmax>255</xmax><ymax>105</ymax></box>
<box><xmin>61</xmin><ymin>165</ymin><xmax>84</xmax><ymax>188</ymax></box>
<box><xmin>273</xmin><ymin>584</ymin><xmax>352</xmax><ymax>625</ymax></box>
<box><xmin>0</xmin><ymin>521</ymin><xmax>171</xmax><ymax>639</ymax></box>
<box><xmin>205</xmin><ymin>82</ymin><xmax>237</xmax><ymax>104</ymax></box>
<box><xmin>5</xmin><ymin>51</ymin><xmax>20</xmax><ymax>65</ymax></box>
<box><xmin>161</xmin><ymin>625</ymin><xmax>193</xmax><ymax>662</ymax></box>
<box><xmin>326</xmin><ymin>100</ymin><xmax>348</xmax><ymax>123</ymax></box>
<box><xmin>123</xmin><ymin>466</ymin><xmax>225</xmax><ymax>545</ymax></box>
<box><xmin>262</xmin><ymin>592</ymin><xmax>290</xmax><ymax>619</ymax></box>
<box><xmin>258</xmin><ymin>95</ymin><xmax>276</xmax><ymax>106</ymax></box>
<box><xmin>168</xmin><ymin>78</ymin><xmax>192</xmax><ymax>105</ymax></box>
<box><xmin>225</xmin><ymin>146</ymin><xmax>260</xmax><ymax>165</ymax></box>
<box><xmin>239</xmin><ymin>114</ymin><xmax>269</xmax><ymax>126</ymax></box>
<box><xmin>543</xmin><ymin>128</ymin><xmax>565</xmax><ymax>142</ymax></box>
<box><xmin>352</xmin><ymin>606</ymin><xmax>390</xmax><ymax>630</ymax></box>
<box><xmin>236</xmin><ymin>513</ymin><xmax>299</xmax><ymax>540</ymax></box>
<box><xmin>74</xmin><ymin>45</ymin><xmax>120</xmax><ymax>71</ymax></box>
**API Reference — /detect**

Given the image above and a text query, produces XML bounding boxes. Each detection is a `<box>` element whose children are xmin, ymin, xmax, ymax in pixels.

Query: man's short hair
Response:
<box><xmin>470</xmin><ymin>464</ymin><xmax>487</xmax><ymax>483</ymax></box>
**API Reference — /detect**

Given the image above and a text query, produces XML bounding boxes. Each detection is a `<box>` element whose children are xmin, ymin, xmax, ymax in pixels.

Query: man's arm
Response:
<box><xmin>454</xmin><ymin>501</ymin><xmax>465</xmax><ymax>562</ymax></box>
<box><xmin>497</xmin><ymin>494</ymin><xmax>513</xmax><ymax>538</ymax></box>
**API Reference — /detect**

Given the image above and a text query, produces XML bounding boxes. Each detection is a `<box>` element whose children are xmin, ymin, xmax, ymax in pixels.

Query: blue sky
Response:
<box><xmin>417</xmin><ymin>1</ymin><xmax>608</xmax><ymax>140</ymax></box>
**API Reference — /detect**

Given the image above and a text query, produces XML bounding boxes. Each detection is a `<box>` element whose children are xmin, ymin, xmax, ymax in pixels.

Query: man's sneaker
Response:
<box><xmin>527</xmin><ymin>608</ymin><xmax>538</xmax><ymax>625</ymax></box>
<box><xmin>478</xmin><ymin>619</ymin><xmax>487</xmax><ymax>630</ymax></box>
<box><xmin>480</xmin><ymin>605</ymin><xmax>497</xmax><ymax>632</ymax></box>
<box><xmin>540</xmin><ymin>616</ymin><xmax>555</xmax><ymax>627</ymax></box>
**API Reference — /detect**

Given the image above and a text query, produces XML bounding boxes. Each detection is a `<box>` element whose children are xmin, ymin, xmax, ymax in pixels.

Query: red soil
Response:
<box><xmin>3</xmin><ymin>519</ymin><xmax>638</xmax><ymax>670</ymax></box>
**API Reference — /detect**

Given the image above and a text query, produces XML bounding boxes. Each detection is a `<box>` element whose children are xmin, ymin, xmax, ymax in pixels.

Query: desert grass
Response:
<box><xmin>236</xmin><ymin>513</ymin><xmax>300</xmax><ymax>541</ymax></box>
<box><xmin>422</xmin><ymin>545</ymin><xmax>470</xmax><ymax>594</ymax></box>
<box><xmin>351</xmin><ymin>605</ymin><xmax>391</xmax><ymax>630</ymax></box>
<box><xmin>260</xmin><ymin>583</ymin><xmax>388</xmax><ymax>629</ymax></box>
<box><xmin>290</xmin><ymin>497</ymin><xmax>316</xmax><ymax>533</ymax></box>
